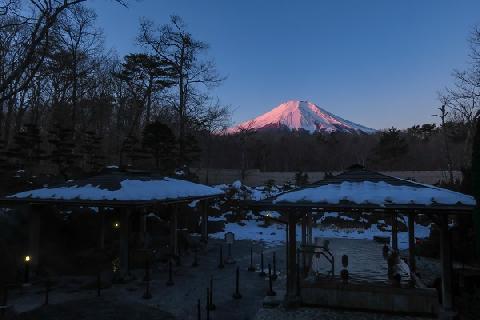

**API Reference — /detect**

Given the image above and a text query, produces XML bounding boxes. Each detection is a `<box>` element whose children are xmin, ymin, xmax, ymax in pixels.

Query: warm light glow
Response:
<box><xmin>114</xmin><ymin>222</ymin><xmax>120</xmax><ymax>229</ymax></box>
<box><xmin>25</xmin><ymin>255</ymin><xmax>30</xmax><ymax>262</ymax></box>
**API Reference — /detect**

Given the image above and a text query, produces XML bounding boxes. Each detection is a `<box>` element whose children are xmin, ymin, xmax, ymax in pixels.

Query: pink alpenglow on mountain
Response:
<box><xmin>228</xmin><ymin>100</ymin><xmax>376</xmax><ymax>134</ymax></box>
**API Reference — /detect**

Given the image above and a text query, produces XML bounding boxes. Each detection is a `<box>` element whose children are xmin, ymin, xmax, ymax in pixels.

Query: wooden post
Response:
<box><xmin>170</xmin><ymin>205</ymin><xmax>179</xmax><ymax>257</ymax></box>
<box><xmin>301</xmin><ymin>213</ymin><xmax>307</xmax><ymax>247</ymax></box>
<box><xmin>391</xmin><ymin>211</ymin><xmax>398</xmax><ymax>251</ymax></box>
<box><xmin>202</xmin><ymin>200</ymin><xmax>208</xmax><ymax>243</ymax></box>
<box><xmin>307</xmin><ymin>212</ymin><xmax>313</xmax><ymax>245</ymax></box>
<box><xmin>440</xmin><ymin>213</ymin><xmax>454</xmax><ymax>313</ymax></box>
<box><xmin>119</xmin><ymin>208</ymin><xmax>130</xmax><ymax>278</ymax></box>
<box><xmin>286</xmin><ymin>211</ymin><xmax>298</xmax><ymax>304</ymax></box>
<box><xmin>28</xmin><ymin>205</ymin><xmax>40</xmax><ymax>275</ymax></box>
<box><xmin>140</xmin><ymin>208</ymin><xmax>148</xmax><ymax>249</ymax></box>
<box><xmin>301</xmin><ymin>213</ymin><xmax>306</xmax><ymax>274</ymax></box>
<box><xmin>285</xmin><ymin>212</ymin><xmax>289</xmax><ymax>272</ymax></box>
<box><xmin>306</xmin><ymin>212</ymin><xmax>313</xmax><ymax>270</ymax></box>
<box><xmin>98</xmin><ymin>207</ymin><xmax>105</xmax><ymax>250</ymax></box>
<box><xmin>408</xmin><ymin>212</ymin><xmax>416</xmax><ymax>276</ymax></box>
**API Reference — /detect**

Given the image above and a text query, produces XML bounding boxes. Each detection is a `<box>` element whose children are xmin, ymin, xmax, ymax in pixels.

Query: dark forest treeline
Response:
<box><xmin>199</xmin><ymin>124</ymin><xmax>467</xmax><ymax>173</ymax></box>
<box><xmin>0</xmin><ymin>1</ymin><xmax>479</xmax><ymax>189</ymax></box>
<box><xmin>0</xmin><ymin>1</ymin><xmax>229</xmax><ymax>181</ymax></box>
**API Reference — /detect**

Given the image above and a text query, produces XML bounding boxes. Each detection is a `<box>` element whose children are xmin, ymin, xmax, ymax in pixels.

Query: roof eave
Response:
<box><xmin>242</xmin><ymin>200</ymin><xmax>475</xmax><ymax>213</ymax></box>
<box><xmin>0</xmin><ymin>193</ymin><xmax>223</xmax><ymax>208</ymax></box>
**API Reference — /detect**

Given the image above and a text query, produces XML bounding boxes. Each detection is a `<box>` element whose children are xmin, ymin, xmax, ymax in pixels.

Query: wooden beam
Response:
<box><xmin>242</xmin><ymin>201</ymin><xmax>475</xmax><ymax>214</ymax></box>
<box><xmin>202</xmin><ymin>200</ymin><xmax>208</xmax><ymax>243</ymax></box>
<box><xmin>301</xmin><ymin>213</ymin><xmax>307</xmax><ymax>246</ymax></box>
<box><xmin>408</xmin><ymin>212</ymin><xmax>416</xmax><ymax>276</ymax></box>
<box><xmin>119</xmin><ymin>208</ymin><xmax>130</xmax><ymax>279</ymax></box>
<box><xmin>0</xmin><ymin>194</ymin><xmax>223</xmax><ymax>208</ymax></box>
<box><xmin>440</xmin><ymin>213</ymin><xmax>454</xmax><ymax>313</ymax></box>
<box><xmin>170</xmin><ymin>205</ymin><xmax>179</xmax><ymax>257</ymax></box>
<box><xmin>287</xmin><ymin>211</ymin><xmax>297</xmax><ymax>301</ymax></box>
<box><xmin>98</xmin><ymin>207</ymin><xmax>105</xmax><ymax>250</ymax></box>
<box><xmin>301</xmin><ymin>212</ymin><xmax>308</xmax><ymax>275</ymax></box>
<box><xmin>391</xmin><ymin>211</ymin><xmax>398</xmax><ymax>251</ymax></box>
<box><xmin>306</xmin><ymin>212</ymin><xmax>313</xmax><ymax>271</ymax></box>
<box><xmin>140</xmin><ymin>208</ymin><xmax>148</xmax><ymax>249</ymax></box>
<box><xmin>28</xmin><ymin>205</ymin><xmax>40</xmax><ymax>276</ymax></box>
<box><xmin>285</xmin><ymin>211</ymin><xmax>289</xmax><ymax>276</ymax></box>
<box><xmin>306</xmin><ymin>212</ymin><xmax>313</xmax><ymax>245</ymax></box>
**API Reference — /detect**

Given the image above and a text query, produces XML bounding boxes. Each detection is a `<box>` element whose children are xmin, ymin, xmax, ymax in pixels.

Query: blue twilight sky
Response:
<box><xmin>89</xmin><ymin>0</ymin><xmax>480</xmax><ymax>130</ymax></box>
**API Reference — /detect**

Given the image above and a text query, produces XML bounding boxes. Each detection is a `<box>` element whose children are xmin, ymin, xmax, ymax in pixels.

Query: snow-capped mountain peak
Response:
<box><xmin>228</xmin><ymin>100</ymin><xmax>375</xmax><ymax>134</ymax></box>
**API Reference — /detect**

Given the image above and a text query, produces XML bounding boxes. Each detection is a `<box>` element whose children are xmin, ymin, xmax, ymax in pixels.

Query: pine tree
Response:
<box><xmin>295</xmin><ymin>171</ymin><xmax>309</xmax><ymax>186</ymax></box>
<box><xmin>181</xmin><ymin>134</ymin><xmax>201</xmax><ymax>166</ymax></box>
<box><xmin>7</xmin><ymin>124</ymin><xmax>45</xmax><ymax>171</ymax></box>
<box><xmin>0</xmin><ymin>137</ymin><xmax>11</xmax><ymax>173</ymax></box>
<box><xmin>121</xmin><ymin>135</ymin><xmax>148</xmax><ymax>168</ymax></box>
<box><xmin>115</xmin><ymin>54</ymin><xmax>175</xmax><ymax>124</ymax></box>
<box><xmin>48</xmin><ymin>124</ymin><xmax>80</xmax><ymax>179</ymax></box>
<box><xmin>374</xmin><ymin>127</ymin><xmax>409</xmax><ymax>162</ymax></box>
<box><xmin>142</xmin><ymin>121</ymin><xmax>177</xmax><ymax>172</ymax></box>
<box><xmin>80</xmin><ymin>131</ymin><xmax>105</xmax><ymax>173</ymax></box>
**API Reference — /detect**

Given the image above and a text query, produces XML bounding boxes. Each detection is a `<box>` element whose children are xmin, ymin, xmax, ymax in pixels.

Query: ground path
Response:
<box><xmin>8</xmin><ymin>239</ymin><xmax>284</xmax><ymax>320</ymax></box>
<box><xmin>254</xmin><ymin>307</ymin><xmax>429</xmax><ymax>320</ymax></box>
<box><xmin>6</xmin><ymin>238</ymin><xmax>434</xmax><ymax>320</ymax></box>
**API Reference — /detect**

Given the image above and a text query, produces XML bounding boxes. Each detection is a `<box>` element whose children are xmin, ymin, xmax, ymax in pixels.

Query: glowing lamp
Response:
<box><xmin>24</xmin><ymin>255</ymin><xmax>31</xmax><ymax>284</ymax></box>
<box><xmin>113</xmin><ymin>222</ymin><xmax>120</xmax><ymax>229</ymax></box>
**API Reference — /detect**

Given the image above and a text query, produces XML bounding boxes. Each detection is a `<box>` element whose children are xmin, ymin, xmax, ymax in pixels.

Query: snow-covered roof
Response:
<box><xmin>273</xmin><ymin>181</ymin><xmax>475</xmax><ymax>206</ymax></box>
<box><xmin>258</xmin><ymin>168</ymin><xmax>475</xmax><ymax>210</ymax></box>
<box><xmin>5</xmin><ymin>173</ymin><xmax>223</xmax><ymax>204</ymax></box>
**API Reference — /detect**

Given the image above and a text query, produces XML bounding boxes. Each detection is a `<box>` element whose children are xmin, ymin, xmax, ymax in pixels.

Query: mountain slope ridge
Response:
<box><xmin>228</xmin><ymin>100</ymin><xmax>376</xmax><ymax>134</ymax></box>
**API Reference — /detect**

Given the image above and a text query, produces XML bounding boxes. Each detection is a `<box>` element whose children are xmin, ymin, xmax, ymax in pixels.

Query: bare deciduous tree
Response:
<box><xmin>138</xmin><ymin>15</ymin><xmax>224</xmax><ymax>164</ymax></box>
<box><xmin>436</xmin><ymin>98</ymin><xmax>455</xmax><ymax>184</ymax></box>
<box><xmin>0</xmin><ymin>1</ymin><xmax>90</xmax><ymax>104</ymax></box>
<box><xmin>54</xmin><ymin>4</ymin><xmax>102</xmax><ymax>128</ymax></box>
<box><xmin>441</xmin><ymin>25</ymin><xmax>480</xmax><ymax>168</ymax></box>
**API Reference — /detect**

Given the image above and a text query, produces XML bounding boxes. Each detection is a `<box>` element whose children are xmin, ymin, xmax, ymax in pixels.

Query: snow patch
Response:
<box><xmin>232</xmin><ymin>180</ymin><xmax>242</xmax><ymax>189</ymax></box>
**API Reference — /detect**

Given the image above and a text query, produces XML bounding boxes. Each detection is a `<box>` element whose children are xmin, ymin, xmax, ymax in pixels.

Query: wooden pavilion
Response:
<box><xmin>247</xmin><ymin>166</ymin><xmax>476</xmax><ymax>318</ymax></box>
<box><xmin>0</xmin><ymin>170</ymin><xmax>223</xmax><ymax>279</ymax></box>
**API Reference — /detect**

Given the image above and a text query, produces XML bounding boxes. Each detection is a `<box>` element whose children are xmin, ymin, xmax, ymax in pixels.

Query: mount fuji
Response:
<box><xmin>228</xmin><ymin>100</ymin><xmax>376</xmax><ymax>134</ymax></box>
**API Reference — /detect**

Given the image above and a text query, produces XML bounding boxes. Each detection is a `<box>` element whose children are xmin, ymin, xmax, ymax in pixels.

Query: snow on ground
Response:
<box><xmin>211</xmin><ymin>218</ymin><xmax>286</xmax><ymax>246</ymax></box>
<box><xmin>232</xmin><ymin>180</ymin><xmax>242</xmax><ymax>189</ymax></box>
<box><xmin>259</xmin><ymin>210</ymin><xmax>282</xmax><ymax>218</ymax></box>
<box><xmin>210</xmin><ymin>213</ymin><xmax>430</xmax><ymax>250</ymax></box>
<box><xmin>322</xmin><ymin>212</ymin><xmax>338</xmax><ymax>218</ymax></box>
<box><xmin>214</xmin><ymin>180</ymin><xmax>286</xmax><ymax>201</ymax></box>
<box><xmin>273</xmin><ymin>181</ymin><xmax>475</xmax><ymax>206</ymax></box>
<box><xmin>10</xmin><ymin>178</ymin><xmax>224</xmax><ymax>201</ymax></box>
<box><xmin>209</xmin><ymin>214</ymin><xmax>229</xmax><ymax>222</ymax></box>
